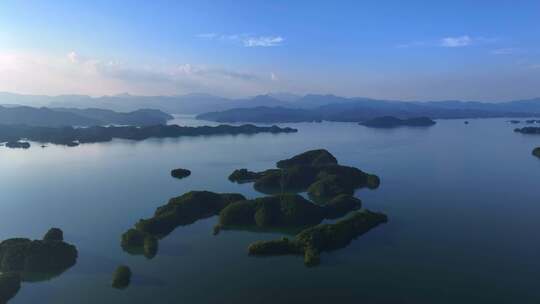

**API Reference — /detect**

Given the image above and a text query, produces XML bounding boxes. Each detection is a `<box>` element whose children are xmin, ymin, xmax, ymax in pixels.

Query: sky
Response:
<box><xmin>0</xmin><ymin>0</ymin><xmax>539</xmax><ymax>101</ymax></box>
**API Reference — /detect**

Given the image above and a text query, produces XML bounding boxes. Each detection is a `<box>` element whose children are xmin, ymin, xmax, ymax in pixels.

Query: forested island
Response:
<box><xmin>0</xmin><ymin>228</ymin><xmax>78</xmax><ymax>302</ymax></box>
<box><xmin>359</xmin><ymin>116</ymin><xmax>436</xmax><ymax>128</ymax></box>
<box><xmin>171</xmin><ymin>168</ymin><xmax>191</xmax><ymax>179</ymax></box>
<box><xmin>248</xmin><ymin>210</ymin><xmax>387</xmax><ymax>266</ymax></box>
<box><xmin>228</xmin><ymin>149</ymin><xmax>380</xmax><ymax>199</ymax></box>
<box><xmin>533</xmin><ymin>147</ymin><xmax>540</xmax><ymax>158</ymax></box>
<box><xmin>121</xmin><ymin>191</ymin><xmax>246</xmax><ymax>257</ymax></box>
<box><xmin>0</xmin><ymin>124</ymin><xmax>297</xmax><ymax>147</ymax></box>
<box><xmin>0</xmin><ymin>105</ymin><xmax>173</xmax><ymax>127</ymax></box>
<box><xmin>514</xmin><ymin>127</ymin><xmax>540</xmax><ymax>134</ymax></box>
<box><xmin>119</xmin><ymin>149</ymin><xmax>387</xmax><ymax>267</ymax></box>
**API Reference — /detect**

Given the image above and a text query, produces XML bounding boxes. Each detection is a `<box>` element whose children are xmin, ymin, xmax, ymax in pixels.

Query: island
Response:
<box><xmin>112</xmin><ymin>265</ymin><xmax>132</xmax><ymax>289</ymax></box>
<box><xmin>0</xmin><ymin>229</ymin><xmax>78</xmax><ymax>301</ymax></box>
<box><xmin>533</xmin><ymin>147</ymin><xmax>540</xmax><ymax>158</ymax></box>
<box><xmin>0</xmin><ymin>105</ymin><xmax>173</xmax><ymax>127</ymax></box>
<box><xmin>217</xmin><ymin>193</ymin><xmax>363</xmax><ymax>233</ymax></box>
<box><xmin>359</xmin><ymin>116</ymin><xmax>436</xmax><ymax>128</ymax></box>
<box><xmin>121</xmin><ymin>191</ymin><xmax>246</xmax><ymax>256</ymax></box>
<box><xmin>0</xmin><ymin>273</ymin><xmax>20</xmax><ymax>303</ymax></box>
<box><xmin>0</xmin><ymin>229</ymin><xmax>77</xmax><ymax>274</ymax></box>
<box><xmin>514</xmin><ymin>127</ymin><xmax>540</xmax><ymax>134</ymax></box>
<box><xmin>0</xmin><ymin>124</ymin><xmax>297</xmax><ymax>147</ymax></box>
<box><xmin>227</xmin><ymin>149</ymin><xmax>380</xmax><ymax>200</ymax></box>
<box><xmin>248</xmin><ymin>210</ymin><xmax>388</xmax><ymax>266</ymax></box>
<box><xmin>171</xmin><ymin>168</ymin><xmax>191</xmax><ymax>179</ymax></box>
<box><xmin>4</xmin><ymin>141</ymin><xmax>31</xmax><ymax>149</ymax></box>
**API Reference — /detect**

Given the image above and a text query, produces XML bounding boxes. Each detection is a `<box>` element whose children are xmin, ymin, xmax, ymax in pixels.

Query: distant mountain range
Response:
<box><xmin>196</xmin><ymin>96</ymin><xmax>540</xmax><ymax>123</ymax></box>
<box><xmin>2</xmin><ymin>92</ymin><xmax>540</xmax><ymax>123</ymax></box>
<box><xmin>0</xmin><ymin>105</ymin><xmax>173</xmax><ymax>127</ymax></box>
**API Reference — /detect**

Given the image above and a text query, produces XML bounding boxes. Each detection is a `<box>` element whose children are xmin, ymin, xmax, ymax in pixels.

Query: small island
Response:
<box><xmin>514</xmin><ymin>127</ymin><xmax>540</xmax><ymax>134</ymax></box>
<box><xmin>533</xmin><ymin>147</ymin><xmax>540</xmax><ymax>158</ymax></box>
<box><xmin>0</xmin><ymin>228</ymin><xmax>77</xmax><ymax>301</ymax></box>
<box><xmin>171</xmin><ymin>168</ymin><xmax>191</xmax><ymax>179</ymax></box>
<box><xmin>0</xmin><ymin>228</ymin><xmax>77</xmax><ymax>274</ymax></box>
<box><xmin>227</xmin><ymin>149</ymin><xmax>380</xmax><ymax>201</ymax></box>
<box><xmin>112</xmin><ymin>265</ymin><xmax>132</xmax><ymax>289</ymax></box>
<box><xmin>248</xmin><ymin>210</ymin><xmax>387</xmax><ymax>266</ymax></box>
<box><xmin>4</xmin><ymin>141</ymin><xmax>31</xmax><ymax>149</ymax></box>
<box><xmin>359</xmin><ymin>116</ymin><xmax>436</xmax><ymax>128</ymax></box>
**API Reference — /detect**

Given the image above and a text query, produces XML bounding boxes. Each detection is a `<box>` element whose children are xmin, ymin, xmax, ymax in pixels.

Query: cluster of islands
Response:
<box><xmin>0</xmin><ymin>149</ymin><xmax>389</xmax><ymax>301</ymax></box>
<box><xmin>0</xmin><ymin>124</ymin><xmax>296</xmax><ymax>148</ymax></box>
<box><xmin>120</xmin><ymin>149</ymin><xmax>388</xmax><ymax>279</ymax></box>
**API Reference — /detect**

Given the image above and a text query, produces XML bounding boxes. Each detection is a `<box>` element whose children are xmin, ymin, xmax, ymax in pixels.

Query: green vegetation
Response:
<box><xmin>219</xmin><ymin>194</ymin><xmax>325</xmax><ymax>229</ymax></box>
<box><xmin>43</xmin><ymin>228</ymin><xmax>63</xmax><ymax>242</ymax></box>
<box><xmin>121</xmin><ymin>229</ymin><xmax>158</xmax><ymax>259</ymax></box>
<box><xmin>533</xmin><ymin>147</ymin><xmax>540</xmax><ymax>158</ymax></box>
<box><xmin>112</xmin><ymin>265</ymin><xmax>132</xmax><ymax>289</ymax></box>
<box><xmin>121</xmin><ymin>191</ymin><xmax>246</xmax><ymax>256</ymax></box>
<box><xmin>0</xmin><ymin>124</ymin><xmax>297</xmax><ymax>147</ymax></box>
<box><xmin>143</xmin><ymin>235</ymin><xmax>159</xmax><ymax>259</ymax></box>
<box><xmin>323</xmin><ymin>194</ymin><xmax>362</xmax><ymax>219</ymax></box>
<box><xmin>0</xmin><ymin>273</ymin><xmax>21</xmax><ymax>303</ymax></box>
<box><xmin>276</xmin><ymin>149</ymin><xmax>338</xmax><ymax>169</ymax></box>
<box><xmin>134</xmin><ymin>191</ymin><xmax>245</xmax><ymax>236</ymax></box>
<box><xmin>228</xmin><ymin>150</ymin><xmax>380</xmax><ymax>198</ymax></box>
<box><xmin>0</xmin><ymin>230</ymin><xmax>77</xmax><ymax>274</ymax></box>
<box><xmin>307</xmin><ymin>175</ymin><xmax>352</xmax><ymax>201</ymax></box>
<box><xmin>248</xmin><ymin>210</ymin><xmax>387</xmax><ymax>267</ymax></box>
<box><xmin>171</xmin><ymin>168</ymin><xmax>191</xmax><ymax>179</ymax></box>
<box><xmin>228</xmin><ymin>169</ymin><xmax>264</xmax><ymax>183</ymax></box>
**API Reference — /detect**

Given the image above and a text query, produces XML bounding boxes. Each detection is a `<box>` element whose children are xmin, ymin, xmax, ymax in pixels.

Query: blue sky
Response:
<box><xmin>1</xmin><ymin>0</ymin><xmax>539</xmax><ymax>101</ymax></box>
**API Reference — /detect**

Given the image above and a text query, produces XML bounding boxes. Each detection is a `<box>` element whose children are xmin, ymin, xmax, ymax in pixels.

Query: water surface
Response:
<box><xmin>1</xmin><ymin>117</ymin><xmax>539</xmax><ymax>303</ymax></box>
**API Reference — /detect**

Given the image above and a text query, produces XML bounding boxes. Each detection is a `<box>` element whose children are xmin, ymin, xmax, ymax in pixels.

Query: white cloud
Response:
<box><xmin>270</xmin><ymin>72</ymin><xmax>278</xmax><ymax>81</ymax></box>
<box><xmin>243</xmin><ymin>36</ymin><xmax>284</xmax><ymax>47</ymax></box>
<box><xmin>0</xmin><ymin>51</ymin><xmax>275</xmax><ymax>97</ymax></box>
<box><xmin>197</xmin><ymin>33</ymin><xmax>284</xmax><ymax>48</ymax></box>
<box><xmin>398</xmin><ymin>35</ymin><xmax>497</xmax><ymax>49</ymax></box>
<box><xmin>67</xmin><ymin>51</ymin><xmax>79</xmax><ymax>63</ymax></box>
<box><xmin>440</xmin><ymin>35</ymin><xmax>472</xmax><ymax>48</ymax></box>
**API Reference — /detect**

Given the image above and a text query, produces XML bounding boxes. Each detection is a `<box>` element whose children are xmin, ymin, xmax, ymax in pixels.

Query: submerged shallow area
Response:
<box><xmin>1</xmin><ymin>116</ymin><xmax>540</xmax><ymax>303</ymax></box>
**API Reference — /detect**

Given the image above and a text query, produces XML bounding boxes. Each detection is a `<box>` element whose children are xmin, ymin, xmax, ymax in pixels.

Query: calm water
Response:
<box><xmin>1</xmin><ymin>117</ymin><xmax>540</xmax><ymax>303</ymax></box>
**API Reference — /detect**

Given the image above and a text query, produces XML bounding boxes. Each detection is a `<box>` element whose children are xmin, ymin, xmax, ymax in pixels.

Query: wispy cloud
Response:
<box><xmin>67</xmin><ymin>51</ymin><xmax>79</xmax><ymax>63</ymax></box>
<box><xmin>197</xmin><ymin>33</ymin><xmax>284</xmax><ymax>47</ymax></box>
<box><xmin>440</xmin><ymin>35</ymin><xmax>472</xmax><ymax>47</ymax></box>
<box><xmin>398</xmin><ymin>35</ymin><xmax>496</xmax><ymax>49</ymax></box>
<box><xmin>243</xmin><ymin>36</ymin><xmax>284</xmax><ymax>47</ymax></box>
<box><xmin>0</xmin><ymin>51</ymin><xmax>278</xmax><ymax>96</ymax></box>
<box><xmin>491</xmin><ymin>48</ymin><xmax>519</xmax><ymax>55</ymax></box>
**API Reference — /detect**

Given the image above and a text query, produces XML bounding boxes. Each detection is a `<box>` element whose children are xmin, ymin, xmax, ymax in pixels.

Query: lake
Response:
<box><xmin>1</xmin><ymin>117</ymin><xmax>539</xmax><ymax>303</ymax></box>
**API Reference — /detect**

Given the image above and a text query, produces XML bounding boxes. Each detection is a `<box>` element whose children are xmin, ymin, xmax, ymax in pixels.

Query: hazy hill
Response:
<box><xmin>2</xmin><ymin>92</ymin><xmax>540</xmax><ymax>121</ymax></box>
<box><xmin>0</xmin><ymin>105</ymin><xmax>173</xmax><ymax>127</ymax></box>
